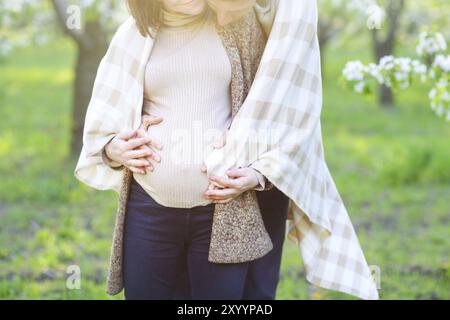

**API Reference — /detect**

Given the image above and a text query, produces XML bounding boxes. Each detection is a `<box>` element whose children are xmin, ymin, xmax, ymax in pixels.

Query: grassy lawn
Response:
<box><xmin>0</xmin><ymin>35</ymin><xmax>449</xmax><ymax>300</ymax></box>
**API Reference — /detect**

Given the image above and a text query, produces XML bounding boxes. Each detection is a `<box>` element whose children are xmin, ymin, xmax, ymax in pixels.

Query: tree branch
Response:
<box><xmin>50</xmin><ymin>0</ymin><xmax>86</xmax><ymax>45</ymax></box>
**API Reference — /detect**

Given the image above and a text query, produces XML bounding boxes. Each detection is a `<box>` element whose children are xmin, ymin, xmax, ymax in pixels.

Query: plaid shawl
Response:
<box><xmin>74</xmin><ymin>0</ymin><xmax>379</xmax><ymax>300</ymax></box>
<box><xmin>205</xmin><ymin>0</ymin><xmax>380</xmax><ymax>300</ymax></box>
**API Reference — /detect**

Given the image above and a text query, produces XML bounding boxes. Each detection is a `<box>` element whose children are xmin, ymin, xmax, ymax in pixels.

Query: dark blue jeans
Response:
<box><xmin>123</xmin><ymin>176</ymin><xmax>289</xmax><ymax>300</ymax></box>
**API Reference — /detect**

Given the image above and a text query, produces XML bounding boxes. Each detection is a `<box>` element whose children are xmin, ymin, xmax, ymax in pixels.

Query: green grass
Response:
<box><xmin>0</xmin><ymin>35</ymin><xmax>449</xmax><ymax>300</ymax></box>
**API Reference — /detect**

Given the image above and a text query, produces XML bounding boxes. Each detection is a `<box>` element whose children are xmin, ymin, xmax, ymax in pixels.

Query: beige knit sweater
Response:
<box><xmin>131</xmin><ymin>14</ymin><xmax>265</xmax><ymax>208</ymax></box>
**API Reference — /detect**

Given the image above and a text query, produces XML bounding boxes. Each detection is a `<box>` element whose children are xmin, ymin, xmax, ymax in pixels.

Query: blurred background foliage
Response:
<box><xmin>0</xmin><ymin>0</ymin><xmax>449</xmax><ymax>299</ymax></box>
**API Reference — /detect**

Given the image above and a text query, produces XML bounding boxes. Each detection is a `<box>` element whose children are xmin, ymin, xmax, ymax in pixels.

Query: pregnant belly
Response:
<box><xmin>136</xmin><ymin>103</ymin><xmax>228</xmax><ymax>208</ymax></box>
<box><xmin>132</xmin><ymin>144</ymin><xmax>214</xmax><ymax>209</ymax></box>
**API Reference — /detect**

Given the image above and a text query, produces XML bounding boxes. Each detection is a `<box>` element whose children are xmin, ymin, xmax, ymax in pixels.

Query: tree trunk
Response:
<box><xmin>50</xmin><ymin>1</ymin><xmax>109</xmax><ymax>159</ymax></box>
<box><xmin>373</xmin><ymin>38</ymin><xmax>396</xmax><ymax>107</ymax></box>
<box><xmin>379</xmin><ymin>84</ymin><xmax>394</xmax><ymax>106</ymax></box>
<box><xmin>371</xmin><ymin>0</ymin><xmax>405</xmax><ymax>108</ymax></box>
<box><xmin>318</xmin><ymin>30</ymin><xmax>329</xmax><ymax>81</ymax></box>
<box><xmin>318</xmin><ymin>17</ymin><xmax>343</xmax><ymax>81</ymax></box>
<box><xmin>70</xmin><ymin>39</ymin><xmax>107</xmax><ymax>159</ymax></box>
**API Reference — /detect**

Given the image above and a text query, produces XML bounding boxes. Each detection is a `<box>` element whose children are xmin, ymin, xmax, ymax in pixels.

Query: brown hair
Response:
<box><xmin>126</xmin><ymin>0</ymin><xmax>162</xmax><ymax>38</ymax></box>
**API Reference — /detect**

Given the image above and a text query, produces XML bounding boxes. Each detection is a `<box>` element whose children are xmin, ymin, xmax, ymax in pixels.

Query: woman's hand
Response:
<box><xmin>132</xmin><ymin>114</ymin><xmax>164</xmax><ymax>173</ymax></box>
<box><xmin>203</xmin><ymin>167</ymin><xmax>261</xmax><ymax>204</ymax></box>
<box><xmin>104</xmin><ymin>115</ymin><xmax>163</xmax><ymax>174</ymax></box>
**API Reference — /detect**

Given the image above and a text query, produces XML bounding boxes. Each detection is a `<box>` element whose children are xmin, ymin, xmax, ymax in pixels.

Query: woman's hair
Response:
<box><xmin>126</xmin><ymin>0</ymin><xmax>162</xmax><ymax>38</ymax></box>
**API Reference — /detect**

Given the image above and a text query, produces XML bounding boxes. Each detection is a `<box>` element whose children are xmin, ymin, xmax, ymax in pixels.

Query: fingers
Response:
<box><xmin>127</xmin><ymin>165</ymin><xmax>147</xmax><ymax>175</ymax></box>
<box><xmin>125</xmin><ymin>158</ymin><xmax>154</xmax><ymax>171</ymax></box>
<box><xmin>213</xmin><ymin>130</ymin><xmax>228</xmax><ymax>149</ymax></box>
<box><xmin>204</xmin><ymin>182</ymin><xmax>236</xmax><ymax>203</ymax></box>
<box><xmin>213</xmin><ymin>136</ymin><xmax>225</xmax><ymax>149</ymax></box>
<box><xmin>125</xmin><ymin>136</ymin><xmax>154</xmax><ymax>151</ymax></box>
<box><xmin>200</xmin><ymin>163</ymin><xmax>207</xmax><ymax>173</ymax></box>
<box><xmin>127</xmin><ymin>124</ymin><xmax>163</xmax><ymax>151</ymax></box>
<box><xmin>208</xmin><ymin>183</ymin><xmax>217</xmax><ymax>191</ymax></box>
<box><xmin>117</xmin><ymin>129</ymin><xmax>137</xmax><ymax>140</ymax></box>
<box><xmin>204</xmin><ymin>187</ymin><xmax>237</xmax><ymax>200</ymax></box>
<box><xmin>225</xmin><ymin>167</ymin><xmax>246</xmax><ymax>178</ymax></box>
<box><xmin>135</xmin><ymin>127</ymin><xmax>148</xmax><ymax>139</ymax></box>
<box><xmin>225</xmin><ymin>167</ymin><xmax>260</xmax><ymax>190</ymax></box>
<box><xmin>142</xmin><ymin>115</ymin><xmax>163</xmax><ymax>128</ymax></box>
<box><xmin>142</xmin><ymin>114</ymin><xmax>163</xmax><ymax>125</ymax></box>
<box><xmin>135</xmin><ymin>144</ymin><xmax>159</xmax><ymax>165</ymax></box>
<box><xmin>209</xmin><ymin>175</ymin><xmax>241</xmax><ymax>189</ymax></box>
<box><xmin>126</xmin><ymin>147</ymin><xmax>161</xmax><ymax>163</ymax></box>
<box><xmin>141</xmin><ymin>135</ymin><xmax>163</xmax><ymax>150</ymax></box>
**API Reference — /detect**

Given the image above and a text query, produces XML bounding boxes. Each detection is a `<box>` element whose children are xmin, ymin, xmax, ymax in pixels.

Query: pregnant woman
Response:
<box><xmin>76</xmin><ymin>0</ymin><xmax>289</xmax><ymax>300</ymax></box>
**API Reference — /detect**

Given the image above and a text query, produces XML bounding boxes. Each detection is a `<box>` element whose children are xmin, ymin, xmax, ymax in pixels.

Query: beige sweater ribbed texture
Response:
<box><xmin>133</xmin><ymin>16</ymin><xmax>233</xmax><ymax>208</ymax></box>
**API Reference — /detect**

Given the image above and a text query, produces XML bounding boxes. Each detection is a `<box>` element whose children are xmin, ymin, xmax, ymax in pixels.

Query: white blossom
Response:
<box><xmin>354</xmin><ymin>81</ymin><xmax>366</xmax><ymax>93</ymax></box>
<box><xmin>379</xmin><ymin>55</ymin><xmax>395</xmax><ymax>70</ymax></box>
<box><xmin>342</xmin><ymin>61</ymin><xmax>366</xmax><ymax>81</ymax></box>
<box><xmin>433</xmin><ymin>54</ymin><xmax>450</xmax><ymax>73</ymax></box>
<box><xmin>416</xmin><ymin>31</ymin><xmax>447</xmax><ymax>56</ymax></box>
<box><xmin>367</xmin><ymin>62</ymin><xmax>383</xmax><ymax>83</ymax></box>
<box><xmin>342</xmin><ymin>31</ymin><xmax>449</xmax><ymax>122</ymax></box>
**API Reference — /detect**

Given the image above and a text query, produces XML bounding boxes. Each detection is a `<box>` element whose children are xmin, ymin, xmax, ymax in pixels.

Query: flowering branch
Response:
<box><xmin>341</xmin><ymin>30</ymin><xmax>450</xmax><ymax>121</ymax></box>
